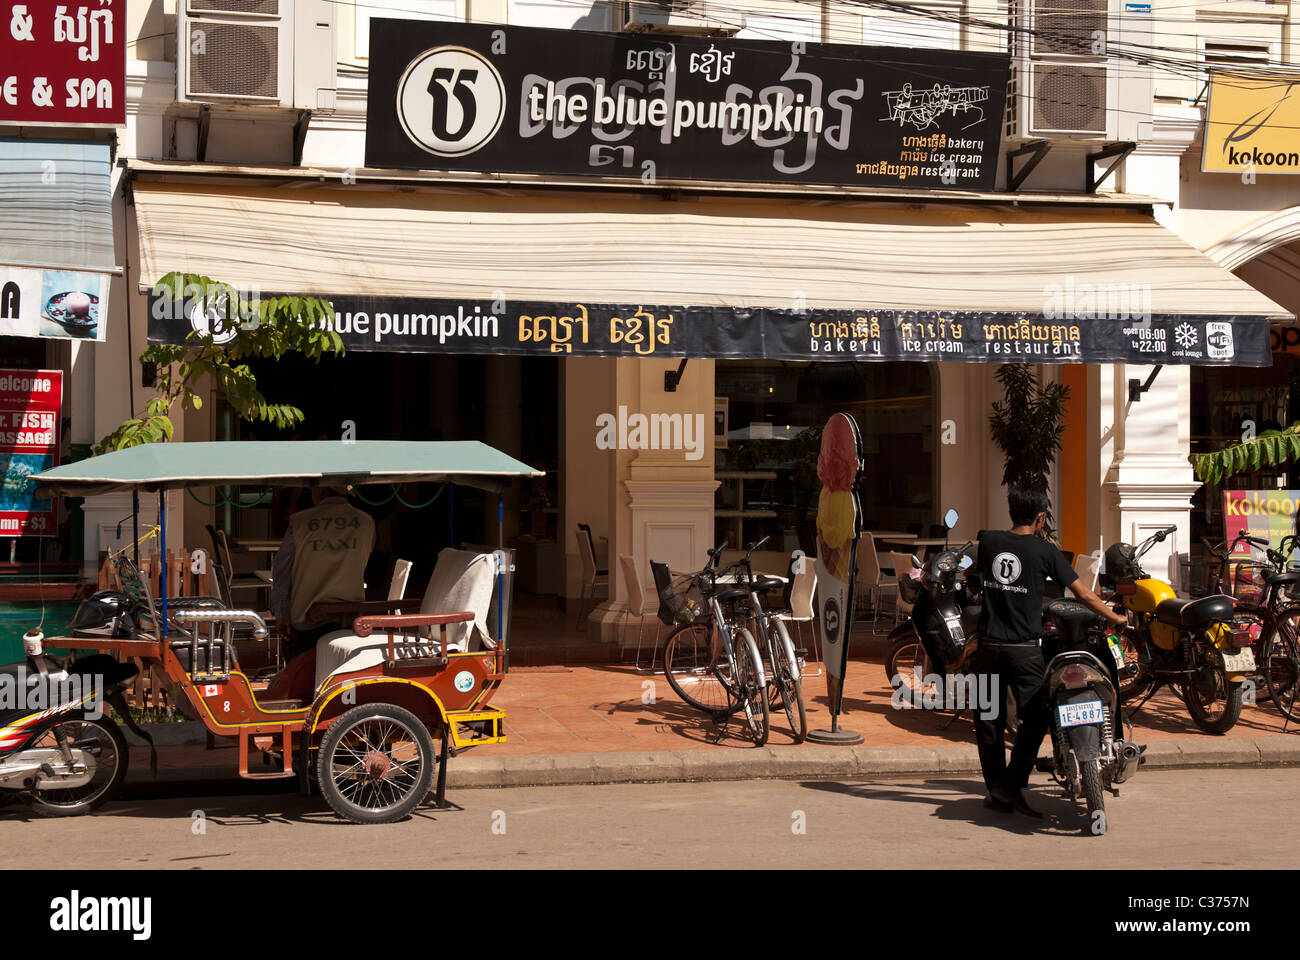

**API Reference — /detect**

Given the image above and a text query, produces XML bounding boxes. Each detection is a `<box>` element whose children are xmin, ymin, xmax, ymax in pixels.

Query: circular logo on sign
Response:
<box><xmin>187</xmin><ymin>295</ymin><xmax>240</xmax><ymax>345</ymax></box>
<box><xmin>992</xmin><ymin>552</ymin><xmax>1022</xmax><ymax>585</ymax></box>
<box><xmin>822</xmin><ymin>597</ymin><xmax>841</xmax><ymax>647</ymax></box>
<box><xmin>453</xmin><ymin>670</ymin><xmax>475</xmax><ymax>693</ymax></box>
<box><xmin>396</xmin><ymin>46</ymin><xmax>506</xmax><ymax>158</ymax></box>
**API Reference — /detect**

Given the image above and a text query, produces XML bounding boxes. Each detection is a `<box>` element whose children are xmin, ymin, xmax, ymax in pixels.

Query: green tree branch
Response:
<box><xmin>95</xmin><ymin>273</ymin><xmax>344</xmax><ymax>453</ymax></box>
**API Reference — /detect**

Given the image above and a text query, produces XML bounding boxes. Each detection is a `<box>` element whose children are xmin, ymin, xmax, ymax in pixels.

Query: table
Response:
<box><xmin>871</xmin><ymin>531</ymin><xmax>915</xmax><ymax>541</ymax></box>
<box><xmin>235</xmin><ymin>539</ymin><xmax>281</xmax><ymax>553</ymax></box>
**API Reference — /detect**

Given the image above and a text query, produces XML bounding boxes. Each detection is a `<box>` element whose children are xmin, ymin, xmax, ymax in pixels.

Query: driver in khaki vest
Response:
<box><xmin>271</xmin><ymin>487</ymin><xmax>376</xmax><ymax>660</ymax></box>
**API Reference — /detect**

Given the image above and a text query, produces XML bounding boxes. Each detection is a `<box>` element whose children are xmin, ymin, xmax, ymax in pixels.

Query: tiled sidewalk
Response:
<box><xmin>488</xmin><ymin>651</ymin><xmax>1297</xmax><ymax>755</ymax></box>
<box><xmin>125</xmin><ymin>640</ymin><xmax>1298</xmax><ymax>781</ymax></box>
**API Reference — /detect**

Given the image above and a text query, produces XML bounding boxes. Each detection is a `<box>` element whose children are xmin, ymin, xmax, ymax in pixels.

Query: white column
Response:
<box><xmin>1101</xmin><ymin>364</ymin><xmax>1199</xmax><ymax>587</ymax></box>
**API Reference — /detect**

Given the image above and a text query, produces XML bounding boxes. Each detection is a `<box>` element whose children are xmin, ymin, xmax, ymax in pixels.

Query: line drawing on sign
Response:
<box><xmin>881</xmin><ymin>82</ymin><xmax>990</xmax><ymax>131</ymax></box>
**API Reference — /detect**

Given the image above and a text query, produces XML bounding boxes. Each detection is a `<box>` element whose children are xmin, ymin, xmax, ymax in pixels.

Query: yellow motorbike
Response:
<box><xmin>1101</xmin><ymin>526</ymin><xmax>1254</xmax><ymax>735</ymax></box>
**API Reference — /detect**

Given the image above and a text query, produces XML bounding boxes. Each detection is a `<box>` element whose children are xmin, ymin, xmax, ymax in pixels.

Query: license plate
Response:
<box><xmin>1058</xmin><ymin>700</ymin><xmax>1104</xmax><ymax>728</ymax></box>
<box><xmin>1220</xmin><ymin>648</ymin><xmax>1256</xmax><ymax>673</ymax></box>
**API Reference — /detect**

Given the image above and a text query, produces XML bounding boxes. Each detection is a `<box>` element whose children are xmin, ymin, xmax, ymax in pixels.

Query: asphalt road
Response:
<box><xmin>0</xmin><ymin>766</ymin><xmax>1294</xmax><ymax>869</ymax></box>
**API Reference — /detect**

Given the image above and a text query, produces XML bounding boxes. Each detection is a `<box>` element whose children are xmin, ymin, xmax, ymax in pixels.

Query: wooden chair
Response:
<box><xmin>214</xmin><ymin>528</ymin><xmax>269</xmax><ymax>599</ymax></box>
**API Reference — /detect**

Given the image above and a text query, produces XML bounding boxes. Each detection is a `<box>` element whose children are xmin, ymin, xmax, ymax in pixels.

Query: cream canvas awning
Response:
<box><xmin>133</xmin><ymin>179</ymin><xmax>1291</xmax><ymax>366</ymax></box>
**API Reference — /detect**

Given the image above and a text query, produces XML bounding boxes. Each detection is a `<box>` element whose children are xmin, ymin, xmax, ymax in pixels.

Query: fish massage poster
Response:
<box><xmin>814</xmin><ymin>413</ymin><xmax>864</xmax><ymax>724</ymax></box>
<box><xmin>0</xmin><ymin>369</ymin><xmax>61</xmax><ymax>537</ymax></box>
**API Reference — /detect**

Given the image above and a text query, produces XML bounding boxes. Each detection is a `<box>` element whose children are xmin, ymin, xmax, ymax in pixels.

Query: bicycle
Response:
<box><xmin>730</xmin><ymin>536</ymin><xmax>808</xmax><ymax>742</ymax></box>
<box><xmin>1207</xmin><ymin>530</ymin><xmax>1300</xmax><ymax>722</ymax></box>
<box><xmin>660</xmin><ymin>543</ymin><xmax>771</xmax><ymax>744</ymax></box>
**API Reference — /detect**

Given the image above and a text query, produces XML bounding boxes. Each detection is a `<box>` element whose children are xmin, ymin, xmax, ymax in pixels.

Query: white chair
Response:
<box><xmin>575</xmin><ymin>523</ymin><xmax>608</xmax><ymax>631</ymax></box>
<box><xmin>773</xmin><ymin>557</ymin><xmax>820</xmax><ymax>677</ymax></box>
<box><xmin>1069</xmin><ymin>551</ymin><xmax>1103</xmax><ymax>596</ymax></box>
<box><xmin>617</xmin><ymin>555</ymin><xmax>660</xmax><ymax>671</ymax></box>
<box><xmin>387</xmin><ymin>557</ymin><xmax>413</xmax><ymax>613</ymax></box>
<box><xmin>890</xmin><ymin>551</ymin><xmax>919</xmax><ymax>624</ymax></box>
<box><xmin>854</xmin><ymin>535</ymin><xmax>895</xmax><ymax>633</ymax></box>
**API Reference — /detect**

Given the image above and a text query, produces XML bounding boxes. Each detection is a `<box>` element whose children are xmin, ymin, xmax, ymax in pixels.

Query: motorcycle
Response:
<box><xmin>1038</xmin><ymin>597</ymin><xmax>1143</xmax><ymax>834</ymax></box>
<box><xmin>0</xmin><ymin>609</ymin><xmax>155</xmax><ymax>816</ymax></box>
<box><xmin>1103</xmin><ymin>526</ymin><xmax>1252</xmax><ymax>734</ymax></box>
<box><xmin>884</xmin><ymin>509</ymin><xmax>989</xmax><ymax>718</ymax></box>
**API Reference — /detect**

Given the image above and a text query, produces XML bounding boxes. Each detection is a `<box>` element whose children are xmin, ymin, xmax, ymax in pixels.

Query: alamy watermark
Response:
<box><xmin>1043</xmin><ymin>276</ymin><xmax>1151</xmax><ymax>322</ymax></box>
<box><xmin>595</xmin><ymin>406</ymin><xmax>707</xmax><ymax>461</ymax></box>
<box><xmin>0</xmin><ymin>667</ymin><xmax>104</xmax><ymax>721</ymax></box>
<box><xmin>890</xmin><ymin>669</ymin><xmax>998</xmax><ymax>719</ymax></box>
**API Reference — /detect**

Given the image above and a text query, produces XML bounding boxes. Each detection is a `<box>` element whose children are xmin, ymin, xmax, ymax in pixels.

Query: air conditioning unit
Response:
<box><xmin>623</xmin><ymin>0</ymin><xmax>746</xmax><ymax>36</ymax></box>
<box><xmin>177</xmin><ymin>0</ymin><xmax>336</xmax><ymax>110</ymax></box>
<box><xmin>1005</xmin><ymin>0</ymin><xmax>1152</xmax><ymax>142</ymax></box>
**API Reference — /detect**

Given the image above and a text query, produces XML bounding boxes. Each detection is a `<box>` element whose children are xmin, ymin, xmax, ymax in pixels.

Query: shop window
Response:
<box><xmin>355</xmin><ymin>0</ymin><xmax>464</xmax><ymax>60</ymax></box>
<box><xmin>1189</xmin><ymin>354</ymin><xmax>1300</xmax><ymax>582</ymax></box>
<box><xmin>507</xmin><ymin>0</ymin><xmax>615</xmax><ymax>31</ymax></box>
<box><xmin>1197</xmin><ymin>36</ymin><xmax>1278</xmax><ymax>71</ymax></box>
<box><xmin>861</xmin><ymin>4</ymin><xmax>963</xmax><ymax>49</ymax></box>
<box><xmin>714</xmin><ymin>360</ymin><xmax>935</xmax><ymax>556</ymax></box>
<box><xmin>736</xmin><ymin>12</ymin><xmax>819</xmax><ymax>44</ymax></box>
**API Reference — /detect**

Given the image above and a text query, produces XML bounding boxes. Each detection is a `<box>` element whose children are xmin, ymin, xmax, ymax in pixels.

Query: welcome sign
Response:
<box><xmin>365</xmin><ymin>20</ymin><xmax>1009</xmax><ymax>190</ymax></box>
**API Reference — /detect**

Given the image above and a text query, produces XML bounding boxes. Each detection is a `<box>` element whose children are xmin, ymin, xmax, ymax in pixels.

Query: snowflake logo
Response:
<box><xmin>1175</xmin><ymin>323</ymin><xmax>1199</xmax><ymax>349</ymax></box>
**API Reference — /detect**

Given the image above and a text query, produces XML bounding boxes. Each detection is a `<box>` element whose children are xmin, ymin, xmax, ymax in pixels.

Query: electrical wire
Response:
<box><xmin>133</xmin><ymin>0</ymin><xmax>1300</xmax><ymax>136</ymax></box>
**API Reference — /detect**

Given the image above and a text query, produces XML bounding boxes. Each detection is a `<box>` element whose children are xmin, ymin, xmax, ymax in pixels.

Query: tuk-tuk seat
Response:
<box><xmin>312</xmin><ymin>549</ymin><xmax>497</xmax><ymax>691</ymax></box>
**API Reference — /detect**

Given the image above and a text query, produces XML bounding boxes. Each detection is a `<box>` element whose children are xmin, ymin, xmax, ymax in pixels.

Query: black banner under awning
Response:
<box><xmin>147</xmin><ymin>293</ymin><xmax>1273</xmax><ymax>366</ymax></box>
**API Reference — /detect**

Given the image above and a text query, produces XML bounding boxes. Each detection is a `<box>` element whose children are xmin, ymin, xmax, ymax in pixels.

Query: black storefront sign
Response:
<box><xmin>364</xmin><ymin>21</ymin><xmax>1010</xmax><ymax>190</ymax></box>
<box><xmin>147</xmin><ymin>294</ymin><xmax>1273</xmax><ymax>366</ymax></box>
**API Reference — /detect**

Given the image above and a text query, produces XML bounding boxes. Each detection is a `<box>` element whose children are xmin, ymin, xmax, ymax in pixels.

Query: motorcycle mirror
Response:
<box><xmin>911</xmin><ymin>554</ymin><xmax>923</xmax><ymax>569</ymax></box>
<box><xmin>944</xmin><ymin>508</ymin><xmax>959</xmax><ymax>529</ymax></box>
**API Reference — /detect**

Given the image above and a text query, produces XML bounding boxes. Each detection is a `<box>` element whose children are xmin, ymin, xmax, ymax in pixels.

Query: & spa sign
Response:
<box><xmin>365</xmin><ymin>20</ymin><xmax>1010</xmax><ymax>190</ymax></box>
<box><xmin>0</xmin><ymin>1</ymin><xmax>124</xmax><ymax>126</ymax></box>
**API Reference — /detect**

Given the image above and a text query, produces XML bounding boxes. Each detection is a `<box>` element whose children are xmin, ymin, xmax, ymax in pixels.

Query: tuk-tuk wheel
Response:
<box><xmin>316</xmin><ymin>703</ymin><xmax>437</xmax><ymax>824</ymax></box>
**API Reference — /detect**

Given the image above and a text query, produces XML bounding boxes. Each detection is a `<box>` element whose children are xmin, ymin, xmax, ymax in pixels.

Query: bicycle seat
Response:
<box><xmin>750</xmin><ymin>577</ymin><xmax>785</xmax><ymax>594</ymax></box>
<box><xmin>715</xmin><ymin>587</ymin><xmax>751</xmax><ymax>604</ymax></box>
<box><xmin>1265</xmin><ymin>570</ymin><xmax>1298</xmax><ymax>587</ymax></box>
<box><xmin>1155</xmin><ymin>594</ymin><xmax>1234</xmax><ymax>628</ymax></box>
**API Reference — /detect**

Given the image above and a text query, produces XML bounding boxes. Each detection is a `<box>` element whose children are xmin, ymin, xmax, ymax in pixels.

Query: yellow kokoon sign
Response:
<box><xmin>1203</xmin><ymin>69</ymin><xmax>1300</xmax><ymax>174</ymax></box>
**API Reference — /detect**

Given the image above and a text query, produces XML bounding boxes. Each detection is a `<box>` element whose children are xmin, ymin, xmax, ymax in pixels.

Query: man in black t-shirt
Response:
<box><xmin>975</xmin><ymin>486</ymin><xmax>1126</xmax><ymax>817</ymax></box>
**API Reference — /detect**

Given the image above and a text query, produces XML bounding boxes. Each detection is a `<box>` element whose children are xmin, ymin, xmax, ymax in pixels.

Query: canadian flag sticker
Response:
<box><xmin>204</xmin><ymin>685</ymin><xmax>221</xmax><ymax>697</ymax></box>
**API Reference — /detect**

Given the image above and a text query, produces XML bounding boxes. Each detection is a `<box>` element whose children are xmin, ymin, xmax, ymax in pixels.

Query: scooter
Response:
<box><xmin>1039</xmin><ymin>597</ymin><xmax>1144</xmax><ymax>835</ymax></box>
<box><xmin>0</xmin><ymin>593</ymin><xmax>155</xmax><ymax>817</ymax></box>
<box><xmin>1103</xmin><ymin>526</ymin><xmax>1251</xmax><ymax>734</ymax></box>
<box><xmin>884</xmin><ymin>509</ymin><xmax>986</xmax><ymax>717</ymax></box>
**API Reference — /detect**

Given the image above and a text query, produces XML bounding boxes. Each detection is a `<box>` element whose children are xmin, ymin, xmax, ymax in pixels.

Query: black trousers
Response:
<box><xmin>286</xmin><ymin>621</ymin><xmax>341</xmax><ymax>662</ymax></box>
<box><xmin>972</xmin><ymin>639</ymin><xmax>1050</xmax><ymax>793</ymax></box>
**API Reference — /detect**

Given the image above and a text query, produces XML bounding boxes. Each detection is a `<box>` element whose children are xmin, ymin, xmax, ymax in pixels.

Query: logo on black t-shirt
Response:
<box><xmin>992</xmin><ymin>552</ymin><xmax>1022</xmax><ymax>585</ymax></box>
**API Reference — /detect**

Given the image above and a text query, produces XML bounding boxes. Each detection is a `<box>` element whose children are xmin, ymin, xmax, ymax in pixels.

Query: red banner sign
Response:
<box><xmin>0</xmin><ymin>1</ymin><xmax>125</xmax><ymax>127</ymax></box>
<box><xmin>0</xmin><ymin>369</ymin><xmax>61</xmax><ymax>537</ymax></box>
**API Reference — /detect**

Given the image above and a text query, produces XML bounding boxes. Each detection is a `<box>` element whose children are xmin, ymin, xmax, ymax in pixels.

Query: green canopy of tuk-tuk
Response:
<box><xmin>32</xmin><ymin>441</ymin><xmax>544</xmax><ymax>497</ymax></box>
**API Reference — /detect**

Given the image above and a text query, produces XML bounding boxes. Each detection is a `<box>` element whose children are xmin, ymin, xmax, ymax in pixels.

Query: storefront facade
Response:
<box><xmin>66</xmin><ymin>0</ymin><xmax>1296</xmax><ymax>643</ymax></box>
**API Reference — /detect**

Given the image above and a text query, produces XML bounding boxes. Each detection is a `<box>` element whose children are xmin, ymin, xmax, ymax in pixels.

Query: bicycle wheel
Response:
<box><xmin>663</xmin><ymin>621</ymin><xmax>732</xmax><ymax>715</ymax></box>
<box><xmin>768</xmin><ymin>617</ymin><xmax>807</xmax><ymax>741</ymax></box>
<box><xmin>733</xmin><ymin>626</ymin><xmax>771</xmax><ymax>745</ymax></box>
<box><xmin>1263</xmin><ymin>608</ymin><xmax>1300</xmax><ymax>722</ymax></box>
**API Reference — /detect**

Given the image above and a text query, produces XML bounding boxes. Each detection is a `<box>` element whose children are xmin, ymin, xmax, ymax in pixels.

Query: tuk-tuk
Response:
<box><xmin>1</xmin><ymin>440</ymin><xmax>540</xmax><ymax>824</ymax></box>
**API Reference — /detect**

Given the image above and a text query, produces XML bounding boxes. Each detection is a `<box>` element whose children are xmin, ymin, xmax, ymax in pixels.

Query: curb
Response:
<box><xmin>443</xmin><ymin>736</ymin><xmax>1300</xmax><ymax>789</ymax></box>
<box><xmin>124</xmin><ymin>735</ymin><xmax>1300</xmax><ymax>788</ymax></box>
